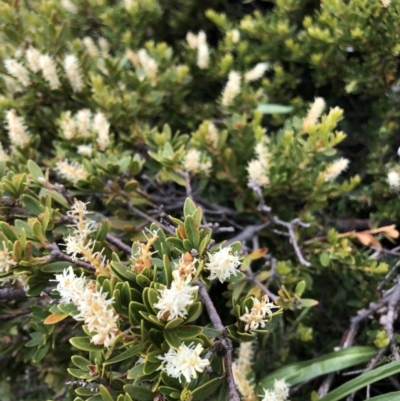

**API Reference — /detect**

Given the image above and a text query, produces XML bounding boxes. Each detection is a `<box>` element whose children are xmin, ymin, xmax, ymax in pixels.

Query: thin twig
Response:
<box><xmin>105</xmin><ymin>234</ymin><xmax>131</xmax><ymax>255</ymax></box>
<box><xmin>0</xmin><ymin>287</ymin><xmax>27</xmax><ymax>301</ymax></box>
<box><xmin>121</xmin><ymin>191</ymin><xmax>175</xmax><ymax>234</ymax></box>
<box><xmin>196</xmin><ymin>280</ymin><xmax>240</xmax><ymax>401</ymax></box>
<box><xmin>48</xmin><ymin>242</ymin><xmax>96</xmax><ymax>272</ymax></box>
<box><xmin>250</xmin><ymin>183</ymin><xmax>311</xmax><ymax>267</ymax></box>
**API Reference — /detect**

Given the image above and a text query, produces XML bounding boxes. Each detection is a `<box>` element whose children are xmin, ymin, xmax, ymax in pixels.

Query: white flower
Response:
<box><xmin>4</xmin><ymin>58</ymin><xmax>31</xmax><ymax>87</ymax></box>
<box><xmin>388</xmin><ymin>170</ymin><xmax>400</xmax><ymax>188</ymax></box>
<box><xmin>55</xmin><ymin>159</ymin><xmax>88</xmax><ymax>183</ymax></box>
<box><xmin>183</xmin><ymin>148</ymin><xmax>212</xmax><ymax>175</ymax></box>
<box><xmin>3</xmin><ymin>75</ymin><xmax>21</xmax><ymax>97</ymax></box>
<box><xmin>230</xmin><ymin>29</ymin><xmax>240</xmax><ymax>44</ymax></box>
<box><xmin>207</xmin><ymin>122</ymin><xmax>219</xmax><ymax>148</ymax></box>
<box><xmin>60</xmin><ymin>111</ymin><xmax>77</xmax><ymax>139</ymax></box>
<box><xmin>244</xmin><ymin>62</ymin><xmax>270</xmax><ymax>82</ymax></box>
<box><xmin>25</xmin><ymin>47</ymin><xmax>41</xmax><ymax>72</ymax></box>
<box><xmin>157</xmin><ymin>342</ymin><xmax>210</xmax><ymax>383</ymax></box>
<box><xmin>240</xmin><ymin>295</ymin><xmax>278</xmax><ymax>332</ymax></box>
<box><xmin>274</xmin><ymin>379</ymin><xmax>289</xmax><ymax>401</ymax></box>
<box><xmin>197</xmin><ymin>31</ymin><xmax>209</xmax><ymax>69</ymax></box>
<box><xmin>186</xmin><ymin>32</ymin><xmax>198</xmax><ymax>49</ymax></box>
<box><xmin>0</xmin><ymin>143</ymin><xmax>9</xmax><ymax>161</ymax></box>
<box><xmin>39</xmin><ymin>54</ymin><xmax>61</xmax><ymax>90</ymax></box>
<box><xmin>93</xmin><ymin>112</ymin><xmax>110</xmax><ymax>151</ymax></box>
<box><xmin>323</xmin><ymin>157</ymin><xmax>349</xmax><ymax>182</ymax></box>
<box><xmin>154</xmin><ymin>270</ymin><xmax>198</xmax><ymax>321</ymax></box>
<box><xmin>221</xmin><ymin>71</ymin><xmax>241</xmax><ymax>106</ymax></box>
<box><xmin>255</xmin><ymin>141</ymin><xmax>270</xmax><ymax>169</ymax></box>
<box><xmin>0</xmin><ymin>243</ymin><xmax>17</xmax><ymax>273</ymax></box>
<box><xmin>52</xmin><ymin>267</ymin><xmax>119</xmax><ymax>348</ymax></box>
<box><xmin>232</xmin><ymin>342</ymin><xmax>256</xmax><ymax>399</ymax></box>
<box><xmin>260</xmin><ymin>389</ymin><xmax>278</xmax><ymax>401</ymax></box>
<box><xmin>76</xmin><ymin>109</ymin><xmax>92</xmax><ymax>138</ymax></box>
<box><xmin>77</xmin><ymin>144</ymin><xmax>93</xmax><ymax>157</ymax></box>
<box><xmin>63</xmin><ymin>54</ymin><xmax>84</xmax><ymax>92</ymax></box>
<box><xmin>247</xmin><ymin>159</ymin><xmax>269</xmax><ymax>187</ymax></box>
<box><xmin>75</xmin><ymin>286</ymin><xmax>119</xmax><ymax>348</ymax></box>
<box><xmin>302</xmin><ymin>97</ymin><xmax>325</xmax><ymax>131</ymax></box>
<box><xmin>51</xmin><ymin>266</ymin><xmax>85</xmax><ymax>303</ymax></box>
<box><xmin>98</xmin><ymin>37</ymin><xmax>110</xmax><ymax>57</ymax></box>
<box><xmin>61</xmin><ymin>0</ymin><xmax>78</xmax><ymax>13</ymax></box>
<box><xmin>83</xmin><ymin>37</ymin><xmax>99</xmax><ymax>58</ymax></box>
<box><xmin>205</xmin><ymin>246</ymin><xmax>241</xmax><ymax>283</ymax></box>
<box><xmin>382</xmin><ymin>0</ymin><xmax>391</xmax><ymax>7</ymax></box>
<box><xmin>137</xmin><ymin>49</ymin><xmax>158</xmax><ymax>85</ymax></box>
<box><xmin>4</xmin><ymin>109</ymin><xmax>31</xmax><ymax>148</ymax></box>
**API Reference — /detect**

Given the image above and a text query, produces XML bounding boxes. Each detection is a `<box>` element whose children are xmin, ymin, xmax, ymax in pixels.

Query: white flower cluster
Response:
<box><xmin>185</xmin><ymin>30</ymin><xmax>210</xmax><ymax>69</ymax></box>
<box><xmin>154</xmin><ymin>270</ymin><xmax>198</xmax><ymax>321</ymax></box>
<box><xmin>4</xmin><ymin>109</ymin><xmax>31</xmax><ymax>148</ymax></box>
<box><xmin>247</xmin><ymin>139</ymin><xmax>270</xmax><ymax>188</ymax></box>
<box><xmin>0</xmin><ymin>243</ymin><xmax>17</xmax><ymax>274</ymax></box>
<box><xmin>39</xmin><ymin>54</ymin><xmax>61</xmax><ymax>90</ymax></box>
<box><xmin>388</xmin><ymin>170</ymin><xmax>400</xmax><ymax>188</ymax></box>
<box><xmin>205</xmin><ymin>246</ymin><xmax>241</xmax><ymax>283</ymax></box>
<box><xmin>322</xmin><ymin>157</ymin><xmax>349</xmax><ymax>182</ymax></box>
<box><xmin>60</xmin><ymin>0</ymin><xmax>78</xmax><ymax>13</ymax></box>
<box><xmin>157</xmin><ymin>342</ymin><xmax>210</xmax><ymax>383</ymax></box>
<box><xmin>52</xmin><ymin>266</ymin><xmax>119</xmax><ymax>347</ymax></box>
<box><xmin>3</xmin><ymin>47</ymin><xmax>86</xmax><ymax>93</ymax></box>
<box><xmin>260</xmin><ymin>379</ymin><xmax>290</xmax><ymax>401</ymax></box>
<box><xmin>240</xmin><ymin>295</ymin><xmax>279</xmax><ymax>331</ymax></box>
<box><xmin>63</xmin><ymin>54</ymin><xmax>84</xmax><ymax>93</ymax></box>
<box><xmin>4</xmin><ymin>58</ymin><xmax>31</xmax><ymax>87</ymax></box>
<box><xmin>83</xmin><ymin>37</ymin><xmax>99</xmax><ymax>58</ymax></box>
<box><xmin>206</xmin><ymin>122</ymin><xmax>219</xmax><ymax>149</ymax></box>
<box><xmin>58</xmin><ymin>109</ymin><xmax>111</xmax><ymax>151</ymax></box>
<box><xmin>183</xmin><ymin>148</ymin><xmax>212</xmax><ymax>175</ymax></box>
<box><xmin>136</xmin><ymin>49</ymin><xmax>158</xmax><ymax>85</ymax></box>
<box><xmin>55</xmin><ymin>159</ymin><xmax>88</xmax><ymax>184</ymax></box>
<box><xmin>302</xmin><ymin>97</ymin><xmax>325</xmax><ymax>131</ymax></box>
<box><xmin>244</xmin><ymin>62</ymin><xmax>270</xmax><ymax>82</ymax></box>
<box><xmin>232</xmin><ymin>342</ymin><xmax>257</xmax><ymax>401</ymax></box>
<box><xmin>221</xmin><ymin>71</ymin><xmax>241</xmax><ymax>106</ymax></box>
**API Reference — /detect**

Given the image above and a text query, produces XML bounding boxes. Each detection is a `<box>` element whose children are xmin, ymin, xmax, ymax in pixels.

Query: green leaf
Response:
<box><xmin>27</xmin><ymin>160</ymin><xmax>45</xmax><ymax>182</ymax></box>
<box><xmin>183</xmin><ymin>198</ymin><xmax>198</xmax><ymax>217</ymax></box>
<box><xmin>319</xmin><ymin>360</ymin><xmax>400</xmax><ymax>401</ymax></box>
<box><xmin>320</xmin><ymin>252</ymin><xmax>330</xmax><ymax>267</ymax></box>
<box><xmin>71</xmin><ymin>355</ymin><xmax>91</xmax><ymax>371</ymax></box>
<box><xmin>258</xmin><ymin>346</ymin><xmax>377</xmax><ymax>391</ymax></box>
<box><xmin>70</xmin><ymin>337</ymin><xmax>105</xmax><ymax>352</ymax></box>
<box><xmin>123</xmin><ymin>385</ymin><xmax>156</xmax><ymax>401</ymax></box>
<box><xmin>21</xmin><ymin>194</ymin><xmax>43</xmax><ymax>215</ymax></box>
<box><xmin>42</xmin><ymin>261</ymin><xmax>72</xmax><ymax>273</ymax></box>
<box><xmin>184</xmin><ymin>215</ymin><xmax>200</xmax><ymax>248</ymax></box>
<box><xmin>191</xmin><ymin>377</ymin><xmax>222</xmax><ymax>400</ymax></box>
<box><xmin>127</xmin><ymin>363</ymin><xmax>145</xmax><ymax>379</ymax></box>
<box><xmin>0</xmin><ymin>222</ymin><xmax>18</xmax><ymax>242</ymax></box>
<box><xmin>172</xmin><ymin>326</ymin><xmax>202</xmax><ymax>339</ymax></box>
<box><xmin>257</xmin><ymin>104</ymin><xmax>293</xmax><ymax>114</ymax></box>
<box><xmin>165</xmin><ymin>330</ymin><xmax>181</xmax><ymax>349</ymax></box>
<box><xmin>295</xmin><ymin>280</ymin><xmax>306</xmax><ymax>297</ymax></box>
<box><xmin>99</xmin><ymin>385</ymin><xmax>114</xmax><ymax>401</ymax></box>
<box><xmin>104</xmin><ymin>342</ymin><xmax>147</xmax><ymax>366</ymax></box>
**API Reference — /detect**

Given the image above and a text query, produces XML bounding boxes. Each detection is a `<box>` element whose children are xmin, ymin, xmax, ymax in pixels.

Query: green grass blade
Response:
<box><xmin>258</xmin><ymin>346</ymin><xmax>376</xmax><ymax>391</ymax></box>
<box><xmin>319</xmin><ymin>361</ymin><xmax>400</xmax><ymax>401</ymax></box>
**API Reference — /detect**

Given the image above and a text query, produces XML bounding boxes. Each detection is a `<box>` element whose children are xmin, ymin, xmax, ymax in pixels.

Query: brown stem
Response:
<box><xmin>196</xmin><ymin>280</ymin><xmax>240</xmax><ymax>401</ymax></box>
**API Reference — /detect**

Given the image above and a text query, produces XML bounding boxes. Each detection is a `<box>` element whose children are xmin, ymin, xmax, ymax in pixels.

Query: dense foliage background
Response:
<box><xmin>1</xmin><ymin>0</ymin><xmax>400</xmax><ymax>400</ymax></box>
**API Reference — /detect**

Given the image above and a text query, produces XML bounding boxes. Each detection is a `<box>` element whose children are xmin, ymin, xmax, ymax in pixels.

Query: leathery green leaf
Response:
<box><xmin>191</xmin><ymin>377</ymin><xmax>223</xmax><ymax>400</ymax></box>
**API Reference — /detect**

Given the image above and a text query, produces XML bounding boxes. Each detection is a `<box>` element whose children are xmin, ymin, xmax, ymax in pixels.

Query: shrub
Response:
<box><xmin>1</xmin><ymin>1</ymin><xmax>400</xmax><ymax>400</ymax></box>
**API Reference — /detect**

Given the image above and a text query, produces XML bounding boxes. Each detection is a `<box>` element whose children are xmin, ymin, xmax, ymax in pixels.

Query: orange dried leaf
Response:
<box><xmin>44</xmin><ymin>313</ymin><xmax>68</xmax><ymax>325</ymax></box>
